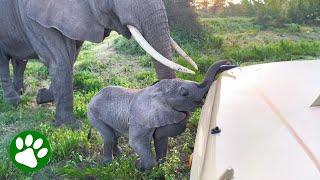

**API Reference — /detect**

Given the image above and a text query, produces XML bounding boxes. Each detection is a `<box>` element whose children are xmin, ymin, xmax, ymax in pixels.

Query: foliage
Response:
<box><xmin>222</xmin><ymin>2</ymin><xmax>247</xmax><ymax>16</ymax></box>
<box><xmin>213</xmin><ymin>0</ymin><xmax>320</xmax><ymax>26</ymax></box>
<box><xmin>256</xmin><ymin>0</ymin><xmax>319</xmax><ymax>25</ymax></box>
<box><xmin>224</xmin><ymin>40</ymin><xmax>320</xmax><ymax>63</ymax></box>
<box><xmin>286</xmin><ymin>0</ymin><xmax>320</xmax><ymax>25</ymax></box>
<box><xmin>74</xmin><ymin>91</ymin><xmax>97</xmax><ymax>118</ymax></box>
<box><xmin>138</xmin><ymin>55</ymin><xmax>153</xmax><ymax>68</ymax></box>
<box><xmin>189</xmin><ymin>109</ymin><xmax>201</xmax><ymax>127</ymax></box>
<box><xmin>113</xmin><ymin>37</ymin><xmax>145</xmax><ymax>56</ymax></box>
<box><xmin>73</xmin><ymin>72</ymin><xmax>104</xmax><ymax>93</ymax></box>
<box><xmin>25</xmin><ymin>61</ymin><xmax>49</xmax><ymax>79</ymax></box>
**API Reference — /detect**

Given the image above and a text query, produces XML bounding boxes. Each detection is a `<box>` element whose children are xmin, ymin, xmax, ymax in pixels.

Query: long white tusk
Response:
<box><xmin>127</xmin><ymin>25</ymin><xmax>195</xmax><ymax>74</ymax></box>
<box><xmin>170</xmin><ymin>37</ymin><xmax>198</xmax><ymax>70</ymax></box>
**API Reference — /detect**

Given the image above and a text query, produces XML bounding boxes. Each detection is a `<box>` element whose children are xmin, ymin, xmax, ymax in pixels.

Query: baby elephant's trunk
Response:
<box><xmin>198</xmin><ymin>60</ymin><xmax>237</xmax><ymax>98</ymax></box>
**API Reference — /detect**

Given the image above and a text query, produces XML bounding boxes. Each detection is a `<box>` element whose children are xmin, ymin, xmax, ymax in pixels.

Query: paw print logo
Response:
<box><xmin>9</xmin><ymin>131</ymin><xmax>52</xmax><ymax>173</ymax></box>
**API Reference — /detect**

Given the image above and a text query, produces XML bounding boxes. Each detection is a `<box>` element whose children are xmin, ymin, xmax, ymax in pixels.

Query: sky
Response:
<box><xmin>230</xmin><ymin>0</ymin><xmax>241</xmax><ymax>4</ymax></box>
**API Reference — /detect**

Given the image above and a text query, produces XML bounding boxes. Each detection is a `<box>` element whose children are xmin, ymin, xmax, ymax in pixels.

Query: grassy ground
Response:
<box><xmin>0</xmin><ymin>17</ymin><xmax>319</xmax><ymax>179</ymax></box>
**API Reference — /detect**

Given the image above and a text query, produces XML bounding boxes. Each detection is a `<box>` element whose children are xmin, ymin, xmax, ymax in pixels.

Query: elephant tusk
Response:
<box><xmin>127</xmin><ymin>25</ymin><xmax>195</xmax><ymax>74</ymax></box>
<box><xmin>170</xmin><ymin>37</ymin><xmax>198</xmax><ymax>70</ymax></box>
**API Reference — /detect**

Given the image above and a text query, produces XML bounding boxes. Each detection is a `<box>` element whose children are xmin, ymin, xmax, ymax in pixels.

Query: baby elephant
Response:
<box><xmin>88</xmin><ymin>60</ymin><xmax>236</xmax><ymax>171</ymax></box>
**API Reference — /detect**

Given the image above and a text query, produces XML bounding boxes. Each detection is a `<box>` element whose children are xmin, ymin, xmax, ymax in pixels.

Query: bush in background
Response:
<box><xmin>214</xmin><ymin>0</ymin><xmax>320</xmax><ymax>26</ymax></box>
<box><xmin>243</xmin><ymin>0</ymin><xmax>320</xmax><ymax>26</ymax></box>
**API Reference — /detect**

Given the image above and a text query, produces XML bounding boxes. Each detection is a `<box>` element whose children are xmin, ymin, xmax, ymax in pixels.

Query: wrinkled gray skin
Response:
<box><xmin>2</xmin><ymin>59</ymin><xmax>28</xmax><ymax>104</ymax></box>
<box><xmin>88</xmin><ymin>61</ymin><xmax>236</xmax><ymax>171</ymax></box>
<box><xmin>6</xmin><ymin>58</ymin><xmax>61</xmax><ymax>105</ymax></box>
<box><xmin>7</xmin><ymin>58</ymin><xmax>60</xmax><ymax>105</ymax></box>
<box><xmin>0</xmin><ymin>0</ymin><xmax>176</xmax><ymax>127</ymax></box>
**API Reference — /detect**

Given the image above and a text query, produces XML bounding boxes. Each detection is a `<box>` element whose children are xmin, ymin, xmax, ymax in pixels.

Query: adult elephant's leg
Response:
<box><xmin>49</xmin><ymin>60</ymin><xmax>76</xmax><ymax>127</ymax></box>
<box><xmin>129</xmin><ymin>125</ymin><xmax>155</xmax><ymax>171</ymax></box>
<box><xmin>12</xmin><ymin>59</ymin><xmax>27</xmax><ymax>95</ymax></box>
<box><xmin>37</xmin><ymin>43</ymin><xmax>82</xmax><ymax>105</ymax></box>
<box><xmin>24</xmin><ymin>19</ymin><xmax>79</xmax><ymax>127</ymax></box>
<box><xmin>0</xmin><ymin>54</ymin><xmax>20</xmax><ymax>104</ymax></box>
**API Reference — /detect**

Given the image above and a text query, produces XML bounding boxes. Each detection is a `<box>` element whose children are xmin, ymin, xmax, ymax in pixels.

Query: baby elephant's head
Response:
<box><xmin>131</xmin><ymin>60</ymin><xmax>237</xmax><ymax>128</ymax></box>
<box><xmin>157</xmin><ymin>60</ymin><xmax>237</xmax><ymax>115</ymax></box>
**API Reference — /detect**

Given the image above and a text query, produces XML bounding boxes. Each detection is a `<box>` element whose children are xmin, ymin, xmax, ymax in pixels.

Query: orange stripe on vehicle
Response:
<box><xmin>254</xmin><ymin>86</ymin><xmax>320</xmax><ymax>173</ymax></box>
<box><xmin>238</xmin><ymin>67</ymin><xmax>320</xmax><ymax>173</ymax></box>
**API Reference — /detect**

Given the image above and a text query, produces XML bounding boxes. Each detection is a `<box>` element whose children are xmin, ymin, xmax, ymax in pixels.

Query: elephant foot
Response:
<box><xmin>102</xmin><ymin>157</ymin><xmax>113</xmax><ymax>164</ymax></box>
<box><xmin>113</xmin><ymin>146</ymin><xmax>122</xmax><ymax>157</ymax></box>
<box><xmin>55</xmin><ymin>116</ymin><xmax>82</xmax><ymax>130</ymax></box>
<box><xmin>157</xmin><ymin>157</ymin><xmax>166</xmax><ymax>164</ymax></box>
<box><xmin>135</xmin><ymin>159</ymin><xmax>154</xmax><ymax>172</ymax></box>
<box><xmin>36</xmin><ymin>88</ymin><xmax>54</xmax><ymax>104</ymax></box>
<box><xmin>4</xmin><ymin>90</ymin><xmax>21</xmax><ymax>105</ymax></box>
<box><xmin>14</xmin><ymin>82</ymin><xmax>25</xmax><ymax>95</ymax></box>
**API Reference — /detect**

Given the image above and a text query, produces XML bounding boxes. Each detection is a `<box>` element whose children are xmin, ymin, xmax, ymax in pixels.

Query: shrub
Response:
<box><xmin>189</xmin><ymin>109</ymin><xmax>201</xmax><ymax>127</ymax></box>
<box><xmin>287</xmin><ymin>0</ymin><xmax>320</xmax><ymax>24</ymax></box>
<box><xmin>75</xmin><ymin>59</ymin><xmax>107</xmax><ymax>72</ymax></box>
<box><xmin>224</xmin><ymin>40</ymin><xmax>320</xmax><ymax>63</ymax></box>
<box><xmin>241</xmin><ymin>0</ymin><xmax>320</xmax><ymax>26</ymax></box>
<box><xmin>73</xmin><ymin>72</ymin><xmax>104</xmax><ymax>93</ymax></box>
<box><xmin>26</xmin><ymin>61</ymin><xmax>49</xmax><ymax>79</ymax></box>
<box><xmin>285</xmin><ymin>23</ymin><xmax>301</xmax><ymax>33</ymax></box>
<box><xmin>113</xmin><ymin>37</ymin><xmax>145</xmax><ymax>55</ymax></box>
<box><xmin>74</xmin><ymin>91</ymin><xmax>97</xmax><ymax>118</ymax></box>
<box><xmin>134</xmin><ymin>71</ymin><xmax>157</xmax><ymax>87</ymax></box>
<box><xmin>107</xmin><ymin>76</ymin><xmax>132</xmax><ymax>88</ymax></box>
<box><xmin>138</xmin><ymin>55</ymin><xmax>152</xmax><ymax>68</ymax></box>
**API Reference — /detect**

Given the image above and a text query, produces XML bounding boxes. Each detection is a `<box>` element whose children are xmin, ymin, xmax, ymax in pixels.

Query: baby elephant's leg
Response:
<box><xmin>153</xmin><ymin>136</ymin><xmax>168</xmax><ymax>163</ymax></box>
<box><xmin>113</xmin><ymin>135</ymin><xmax>122</xmax><ymax>157</ymax></box>
<box><xmin>92</xmin><ymin>120</ymin><xmax>116</xmax><ymax>163</ymax></box>
<box><xmin>153</xmin><ymin>121</ymin><xmax>187</xmax><ymax>162</ymax></box>
<box><xmin>129</xmin><ymin>125</ymin><xmax>155</xmax><ymax>171</ymax></box>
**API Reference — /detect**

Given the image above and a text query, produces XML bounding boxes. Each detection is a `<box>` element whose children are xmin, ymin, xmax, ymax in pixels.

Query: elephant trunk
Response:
<box><xmin>140</xmin><ymin>4</ymin><xmax>175</xmax><ymax>79</ymax></box>
<box><xmin>197</xmin><ymin>61</ymin><xmax>236</xmax><ymax>98</ymax></box>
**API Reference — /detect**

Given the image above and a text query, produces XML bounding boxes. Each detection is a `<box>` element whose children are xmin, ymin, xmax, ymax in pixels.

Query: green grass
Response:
<box><xmin>1</xmin><ymin>17</ymin><xmax>319</xmax><ymax>179</ymax></box>
<box><xmin>224</xmin><ymin>40</ymin><xmax>320</xmax><ymax>63</ymax></box>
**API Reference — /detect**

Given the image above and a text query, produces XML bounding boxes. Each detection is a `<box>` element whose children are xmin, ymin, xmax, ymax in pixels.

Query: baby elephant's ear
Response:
<box><xmin>130</xmin><ymin>87</ymin><xmax>186</xmax><ymax>129</ymax></box>
<box><xmin>25</xmin><ymin>0</ymin><xmax>105</xmax><ymax>43</ymax></box>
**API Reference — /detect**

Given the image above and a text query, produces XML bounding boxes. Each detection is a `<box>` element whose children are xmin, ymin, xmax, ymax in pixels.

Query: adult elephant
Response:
<box><xmin>0</xmin><ymin>0</ymin><xmax>197</xmax><ymax>127</ymax></box>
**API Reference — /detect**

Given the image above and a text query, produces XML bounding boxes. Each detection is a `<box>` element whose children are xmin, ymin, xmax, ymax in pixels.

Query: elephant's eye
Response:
<box><xmin>180</xmin><ymin>87</ymin><xmax>189</xmax><ymax>97</ymax></box>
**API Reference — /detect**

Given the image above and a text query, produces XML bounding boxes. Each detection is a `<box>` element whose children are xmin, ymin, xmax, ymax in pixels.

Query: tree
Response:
<box><xmin>211</xmin><ymin>0</ymin><xmax>227</xmax><ymax>14</ymax></box>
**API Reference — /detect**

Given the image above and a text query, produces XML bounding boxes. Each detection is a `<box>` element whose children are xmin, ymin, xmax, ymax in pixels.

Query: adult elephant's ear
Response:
<box><xmin>25</xmin><ymin>0</ymin><xmax>105</xmax><ymax>43</ymax></box>
<box><xmin>129</xmin><ymin>85</ymin><xmax>186</xmax><ymax>129</ymax></box>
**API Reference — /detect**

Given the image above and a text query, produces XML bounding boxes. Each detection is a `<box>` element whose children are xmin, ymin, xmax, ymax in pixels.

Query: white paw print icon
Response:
<box><xmin>15</xmin><ymin>134</ymin><xmax>48</xmax><ymax>168</ymax></box>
